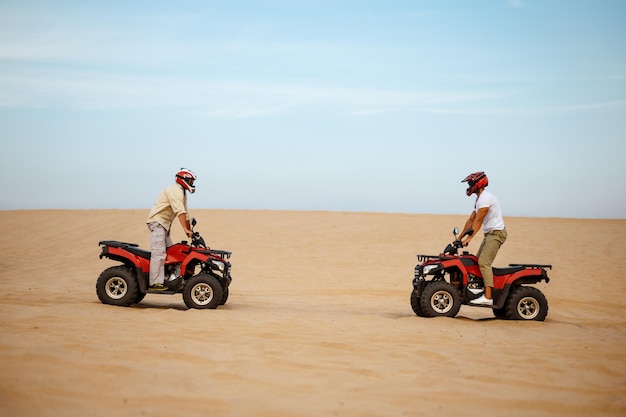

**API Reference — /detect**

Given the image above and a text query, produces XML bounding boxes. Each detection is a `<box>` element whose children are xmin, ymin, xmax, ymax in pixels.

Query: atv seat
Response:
<box><xmin>125</xmin><ymin>246</ymin><xmax>151</xmax><ymax>259</ymax></box>
<box><xmin>99</xmin><ymin>240</ymin><xmax>151</xmax><ymax>259</ymax></box>
<box><xmin>99</xmin><ymin>240</ymin><xmax>139</xmax><ymax>248</ymax></box>
<box><xmin>492</xmin><ymin>265</ymin><xmax>524</xmax><ymax>276</ymax></box>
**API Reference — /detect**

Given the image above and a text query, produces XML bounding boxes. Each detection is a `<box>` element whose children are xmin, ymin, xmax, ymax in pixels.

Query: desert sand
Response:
<box><xmin>0</xmin><ymin>209</ymin><xmax>625</xmax><ymax>417</ymax></box>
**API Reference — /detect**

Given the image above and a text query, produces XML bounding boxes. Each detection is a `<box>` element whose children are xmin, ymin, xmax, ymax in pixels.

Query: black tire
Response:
<box><xmin>183</xmin><ymin>273</ymin><xmax>223</xmax><ymax>309</ymax></box>
<box><xmin>220</xmin><ymin>287</ymin><xmax>229</xmax><ymax>305</ymax></box>
<box><xmin>493</xmin><ymin>307</ymin><xmax>507</xmax><ymax>319</ymax></box>
<box><xmin>419</xmin><ymin>281</ymin><xmax>461</xmax><ymax>318</ymax></box>
<box><xmin>504</xmin><ymin>286</ymin><xmax>548</xmax><ymax>321</ymax></box>
<box><xmin>135</xmin><ymin>292</ymin><xmax>146</xmax><ymax>304</ymax></box>
<box><xmin>410</xmin><ymin>289</ymin><xmax>425</xmax><ymax>316</ymax></box>
<box><xmin>96</xmin><ymin>266</ymin><xmax>139</xmax><ymax>307</ymax></box>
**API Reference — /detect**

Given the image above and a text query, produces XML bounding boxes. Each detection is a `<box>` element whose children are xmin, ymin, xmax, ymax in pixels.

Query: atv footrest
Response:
<box><xmin>146</xmin><ymin>289</ymin><xmax>179</xmax><ymax>295</ymax></box>
<box><xmin>508</xmin><ymin>263</ymin><xmax>552</xmax><ymax>269</ymax></box>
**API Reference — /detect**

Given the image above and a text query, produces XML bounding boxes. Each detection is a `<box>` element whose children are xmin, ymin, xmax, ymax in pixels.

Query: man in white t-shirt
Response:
<box><xmin>459</xmin><ymin>171</ymin><xmax>507</xmax><ymax>306</ymax></box>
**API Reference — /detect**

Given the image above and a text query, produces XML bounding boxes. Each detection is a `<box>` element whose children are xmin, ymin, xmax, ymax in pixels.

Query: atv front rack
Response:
<box><xmin>209</xmin><ymin>249</ymin><xmax>232</xmax><ymax>259</ymax></box>
<box><xmin>416</xmin><ymin>254</ymin><xmax>440</xmax><ymax>262</ymax></box>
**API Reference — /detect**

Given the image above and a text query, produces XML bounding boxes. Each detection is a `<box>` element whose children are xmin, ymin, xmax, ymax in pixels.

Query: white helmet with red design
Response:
<box><xmin>176</xmin><ymin>168</ymin><xmax>197</xmax><ymax>194</ymax></box>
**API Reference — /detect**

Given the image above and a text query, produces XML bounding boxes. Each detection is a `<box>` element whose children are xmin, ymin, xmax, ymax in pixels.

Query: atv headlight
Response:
<box><xmin>211</xmin><ymin>260</ymin><xmax>225</xmax><ymax>271</ymax></box>
<box><xmin>422</xmin><ymin>264</ymin><xmax>441</xmax><ymax>275</ymax></box>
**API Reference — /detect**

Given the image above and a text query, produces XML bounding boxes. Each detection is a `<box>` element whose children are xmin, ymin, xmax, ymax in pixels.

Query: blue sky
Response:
<box><xmin>0</xmin><ymin>0</ymin><xmax>625</xmax><ymax>218</ymax></box>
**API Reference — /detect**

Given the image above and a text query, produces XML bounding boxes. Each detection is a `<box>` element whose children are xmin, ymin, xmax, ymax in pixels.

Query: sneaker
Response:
<box><xmin>470</xmin><ymin>295</ymin><xmax>493</xmax><ymax>306</ymax></box>
<box><xmin>150</xmin><ymin>283</ymin><xmax>168</xmax><ymax>291</ymax></box>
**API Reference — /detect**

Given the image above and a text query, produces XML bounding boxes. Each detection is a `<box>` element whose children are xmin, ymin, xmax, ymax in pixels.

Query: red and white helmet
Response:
<box><xmin>462</xmin><ymin>171</ymin><xmax>488</xmax><ymax>196</ymax></box>
<box><xmin>176</xmin><ymin>168</ymin><xmax>197</xmax><ymax>194</ymax></box>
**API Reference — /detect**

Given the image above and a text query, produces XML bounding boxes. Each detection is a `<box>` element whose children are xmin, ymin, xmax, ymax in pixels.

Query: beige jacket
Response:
<box><xmin>146</xmin><ymin>183</ymin><xmax>188</xmax><ymax>231</ymax></box>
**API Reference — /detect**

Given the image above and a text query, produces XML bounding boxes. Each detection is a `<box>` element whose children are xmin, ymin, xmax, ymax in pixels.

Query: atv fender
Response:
<box><xmin>491</xmin><ymin>286</ymin><xmax>511</xmax><ymax>310</ymax></box>
<box><xmin>99</xmin><ymin>244</ymin><xmax>148</xmax><ymax>294</ymax></box>
<box><xmin>412</xmin><ymin>279</ymin><xmax>427</xmax><ymax>296</ymax></box>
<box><xmin>504</xmin><ymin>267</ymin><xmax>551</xmax><ymax>286</ymax></box>
<box><xmin>180</xmin><ymin>252</ymin><xmax>211</xmax><ymax>277</ymax></box>
<box><xmin>136</xmin><ymin>268</ymin><xmax>148</xmax><ymax>294</ymax></box>
<box><xmin>99</xmin><ymin>245</ymin><xmax>145</xmax><ymax>270</ymax></box>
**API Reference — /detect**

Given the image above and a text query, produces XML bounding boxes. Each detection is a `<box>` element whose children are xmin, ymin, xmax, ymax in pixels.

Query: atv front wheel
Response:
<box><xmin>135</xmin><ymin>292</ymin><xmax>146</xmax><ymax>304</ymax></box>
<box><xmin>220</xmin><ymin>287</ymin><xmax>229</xmax><ymax>305</ymax></box>
<box><xmin>410</xmin><ymin>289</ymin><xmax>425</xmax><ymax>317</ymax></box>
<box><xmin>183</xmin><ymin>273</ymin><xmax>223</xmax><ymax>309</ymax></box>
<box><xmin>504</xmin><ymin>286</ymin><xmax>548</xmax><ymax>321</ymax></box>
<box><xmin>492</xmin><ymin>307</ymin><xmax>507</xmax><ymax>319</ymax></box>
<box><xmin>96</xmin><ymin>266</ymin><xmax>139</xmax><ymax>307</ymax></box>
<box><xmin>419</xmin><ymin>281</ymin><xmax>461</xmax><ymax>318</ymax></box>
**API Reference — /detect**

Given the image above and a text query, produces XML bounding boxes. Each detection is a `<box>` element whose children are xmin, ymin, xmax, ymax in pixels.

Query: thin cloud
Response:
<box><xmin>507</xmin><ymin>0</ymin><xmax>528</xmax><ymax>8</ymax></box>
<box><xmin>0</xmin><ymin>66</ymin><xmax>516</xmax><ymax>117</ymax></box>
<box><xmin>397</xmin><ymin>100</ymin><xmax>626</xmax><ymax>116</ymax></box>
<box><xmin>2</xmin><ymin>66</ymin><xmax>621</xmax><ymax>119</ymax></box>
<box><xmin>545</xmin><ymin>100</ymin><xmax>626</xmax><ymax>113</ymax></box>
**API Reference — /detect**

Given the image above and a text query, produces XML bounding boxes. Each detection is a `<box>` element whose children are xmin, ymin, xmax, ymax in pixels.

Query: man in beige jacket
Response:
<box><xmin>146</xmin><ymin>168</ymin><xmax>197</xmax><ymax>289</ymax></box>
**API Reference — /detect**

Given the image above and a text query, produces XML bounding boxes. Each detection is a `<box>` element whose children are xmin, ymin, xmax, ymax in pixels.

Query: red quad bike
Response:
<box><xmin>96</xmin><ymin>219</ymin><xmax>232</xmax><ymax>309</ymax></box>
<box><xmin>411</xmin><ymin>228</ymin><xmax>551</xmax><ymax>321</ymax></box>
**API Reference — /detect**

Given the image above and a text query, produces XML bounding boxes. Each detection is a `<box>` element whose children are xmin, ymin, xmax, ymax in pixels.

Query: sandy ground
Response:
<box><xmin>0</xmin><ymin>209</ymin><xmax>625</xmax><ymax>417</ymax></box>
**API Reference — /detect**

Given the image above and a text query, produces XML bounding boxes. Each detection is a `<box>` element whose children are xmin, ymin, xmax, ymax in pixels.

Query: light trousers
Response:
<box><xmin>148</xmin><ymin>222</ymin><xmax>173</xmax><ymax>286</ymax></box>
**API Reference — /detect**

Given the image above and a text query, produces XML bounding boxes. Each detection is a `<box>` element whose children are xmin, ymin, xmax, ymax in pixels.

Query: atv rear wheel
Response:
<box><xmin>504</xmin><ymin>286</ymin><xmax>548</xmax><ymax>321</ymax></box>
<box><xmin>183</xmin><ymin>273</ymin><xmax>223</xmax><ymax>309</ymax></box>
<box><xmin>96</xmin><ymin>266</ymin><xmax>139</xmax><ymax>307</ymax></box>
<box><xmin>419</xmin><ymin>281</ymin><xmax>461</xmax><ymax>318</ymax></box>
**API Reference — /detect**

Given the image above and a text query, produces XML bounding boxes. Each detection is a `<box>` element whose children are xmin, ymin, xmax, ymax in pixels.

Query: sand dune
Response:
<box><xmin>0</xmin><ymin>209</ymin><xmax>624</xmax><ymax>416</ymax></box>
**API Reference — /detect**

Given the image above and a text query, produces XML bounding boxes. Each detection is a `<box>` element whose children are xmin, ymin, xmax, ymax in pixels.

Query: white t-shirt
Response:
<box><xmin>475</xmin><ymin>190</ymin><xmax>505</xmax><ymax>233</ymax></box>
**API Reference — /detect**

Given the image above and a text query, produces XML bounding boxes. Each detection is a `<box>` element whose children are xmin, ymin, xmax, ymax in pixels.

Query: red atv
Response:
<box><xmin>97</xmin><ymin>219</ymin><xmax>232</xmax><ymax>309</ymax></box>
<box><xmin>411</xmin><ymin>228</ymin><xmax>551</xmax><ymax>321</ymax></box>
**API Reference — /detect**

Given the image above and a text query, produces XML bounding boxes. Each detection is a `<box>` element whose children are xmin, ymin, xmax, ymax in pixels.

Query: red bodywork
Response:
<box><xmin>414</xmin><ymin>249</ymin><xmax>551</xmax><ymax>310</ymax></box>
<box><xmin>99</xmin><ymin>240</ymin><xmax>231</xmax><ymax>294</ymax></box>
<box><xmin>432</xmin><ymin>252</ymin><xmax>551</xmax><ymax>290</ymax></box>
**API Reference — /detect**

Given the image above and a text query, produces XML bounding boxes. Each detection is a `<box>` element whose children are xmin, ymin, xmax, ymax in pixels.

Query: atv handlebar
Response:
<box><xmin>191</xmin><ymin>231</ymin><xmax>207</xmax><ymax>248</ymax></box>
<box><xmin>442</xmin><ymin>227</ymin><xmax>474</xmax><ymax>255</ymax></box>
<box><xmin>186</xmin><ymin>218</ymin><xmax>207</xmax><ymax>248</ymax></box>
<box><xmin>450</xmin><ymin>228</ymin><xmax>474</xmax><ymax>249</ymax></box>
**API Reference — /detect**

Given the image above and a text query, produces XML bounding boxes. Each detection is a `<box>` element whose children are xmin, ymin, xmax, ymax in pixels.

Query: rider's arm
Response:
<box><xmin>178</xmin><ymin>213</ymin><xmax>193</xmax><ymax>237</ymax></box>
<box><xmin>463</xmin><ymin>207</ymin><xmax>489</xmax><ymax>246</ymax></box>
<box><xmin>460</xmin><ymin>211</ymin><xmax>476</xmax><ymax>240</ymax></box>
<box><xmin>462</xmin><ymin>207</ymin><xmax>489</xmax><ymax>246</ymax></box>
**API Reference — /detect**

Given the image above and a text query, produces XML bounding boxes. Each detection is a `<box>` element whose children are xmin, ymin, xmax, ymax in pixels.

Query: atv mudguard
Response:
<box><xmin>99</xmin><ymin>242</ymin><xmax>148</xmax><ymax>293</ymax></box>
